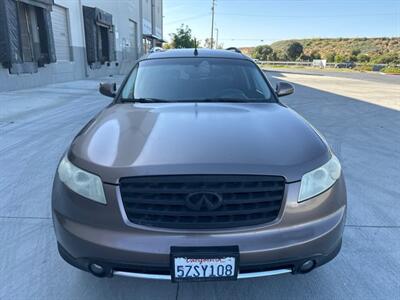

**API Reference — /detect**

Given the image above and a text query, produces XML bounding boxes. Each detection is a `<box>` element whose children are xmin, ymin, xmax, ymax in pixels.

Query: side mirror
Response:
<box><xmin>99</xmin><ymin>82</ymin><xmax>117</xmax><ymax>98</ymax></box>
<box><xmin>276</xmin><ymin>81</ymin><xmax>294</xmax><ymax>97</ymax></box>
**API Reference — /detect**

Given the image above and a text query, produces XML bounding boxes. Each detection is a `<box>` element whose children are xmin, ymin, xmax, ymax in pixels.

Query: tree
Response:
<box><xmin>203</xmin><ymin>38</ymin><xmax>211</xmax><ymax>48</ymax></box>
<box><xmin>216</xmin><ymin>42</ymin><xmax>224</xmax><ymax>50</ymax></box>
<box><xmin>163</xmin><ymin>43</ymin><xmax>172</xmax><ymax>50</ymax></box>
<box><xmin>286</xmin><ymin>42</ymin><xmax>303</xmax><ymax>61</ymax></box>
<box><xmin>310</xmin><ymin>51</ymin><xmax>321</xmax><ymax>60</ymax></box>
<box><xmin>299</xmin><ymin>53</ymin><xmax>311</xmax><ymax>61</ymax></box>
<box><xmin>325</xmin><ymin>52</ymin><xmax>336</xmax><ymax>63</ymax></box>
<box><xmin>269</xmin><ymin>51</ymin><xmax>279</xmax><ymax>61</ymax></box>
<box><xmin>276</xmin><ymin>50</ymin><xmax>288</xmax><ymax>61</ymax></box>
<box><xmin>203</xmin><ymin>38</ymin><xmax>223</xmax><ymax>49</ymax></box>
<box><xmin>170</xmin><ymin>24</ymin><xmax>196</xmax><ymax>49</ymax></box>
<box><xmin>252</xmin><ymin>45</ymin><xmax>273</xmax><ymax>61</ymax></box>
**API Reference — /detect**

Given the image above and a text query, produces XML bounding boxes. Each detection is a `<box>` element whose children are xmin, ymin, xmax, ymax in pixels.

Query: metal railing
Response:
<box><xmin>258</xmin><ymin>61</ymin><xmax>399</xmax><ymax>67</ymax></box>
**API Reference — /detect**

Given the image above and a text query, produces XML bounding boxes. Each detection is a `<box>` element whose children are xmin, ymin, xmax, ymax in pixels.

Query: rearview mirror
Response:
<box><xmin>276</xmin><ymin>81</ymin><xmax>294</xmax><ymax>97</ymax></box>
<box><xmin>99</xmin><ymin>82</ymin><xmax>117</xmax><ymax>98</ymax></box>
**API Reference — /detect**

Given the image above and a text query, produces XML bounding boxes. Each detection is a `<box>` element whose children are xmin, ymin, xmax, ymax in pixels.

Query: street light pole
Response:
<box><xmin>210</xmin><ymin>0</ymin><xmax>216</xmax><ymax>49</ymax></box>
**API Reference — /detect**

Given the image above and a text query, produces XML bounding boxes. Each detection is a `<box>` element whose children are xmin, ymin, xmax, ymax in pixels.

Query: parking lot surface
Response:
<box><xmin>1</xmin><ymin>72</ymin><xmax>399</xmax><ymax>299</ymax></box>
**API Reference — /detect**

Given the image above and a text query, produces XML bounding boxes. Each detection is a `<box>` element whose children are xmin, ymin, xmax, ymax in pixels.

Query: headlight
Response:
<box><xmin>298</xmin><ymin>154</ymin><xmax>341</xmax><ymax>202</ymax></box>
<box><xmin>58</xmin><ymin>155</ymin><xmax>106</xmax><ymax>204</ymax></box>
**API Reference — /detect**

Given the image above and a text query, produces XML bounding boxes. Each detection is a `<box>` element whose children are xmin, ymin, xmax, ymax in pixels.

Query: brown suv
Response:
<box><xmin>52</xmin><ymin>48</ymin><xmax>346</xmax><ymax>282</ymax></box>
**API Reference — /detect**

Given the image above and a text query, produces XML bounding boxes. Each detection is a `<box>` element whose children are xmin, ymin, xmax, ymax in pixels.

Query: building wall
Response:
<box><xmin>141</xmin><ymin>0</ymin><xmax>163</xmax><ymax>51</ymax></box>
<box><xmin>154</xmin><ymin>0</ymin><xmax>163</xmax><ymax>40</ymax></box>
<box><xmin>142</xmin><ymin>0</ymin><xmax>152</xmax><ymax>36</ymax></box>
<box><xmin>0</xmin><ymin>0</ymin><xmax>147</xmax><ymax>92</ymax></box>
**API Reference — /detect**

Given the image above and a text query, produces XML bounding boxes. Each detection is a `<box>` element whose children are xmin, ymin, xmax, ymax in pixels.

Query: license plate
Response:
<box><xmin>170</xmin><ymin>246</ymin><xmax>239</xmax><ymax>282</ymax></box>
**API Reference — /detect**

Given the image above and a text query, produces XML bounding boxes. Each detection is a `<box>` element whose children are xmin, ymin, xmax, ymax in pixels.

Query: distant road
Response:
<box><xmin>263</xmin><ymin>68</ymin><xmax>400</xmax><ymax>85</ymax></box>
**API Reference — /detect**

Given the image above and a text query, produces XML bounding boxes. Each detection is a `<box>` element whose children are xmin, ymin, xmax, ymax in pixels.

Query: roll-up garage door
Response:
<box><xmin>51</xmin><ymin>5</ymin><xmax>70</xmax><ymax>61</ymax></box>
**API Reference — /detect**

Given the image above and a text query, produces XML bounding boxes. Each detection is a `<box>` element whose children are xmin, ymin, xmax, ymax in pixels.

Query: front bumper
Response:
<box><xmin>52</xmin><ymin>175</ymin><xmax>346</xmax><ymax>279</ymax></box>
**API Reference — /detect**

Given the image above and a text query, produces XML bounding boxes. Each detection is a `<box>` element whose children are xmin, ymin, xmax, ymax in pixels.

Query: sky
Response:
<box><xmin>163</xmin><ymin>0</ymin><xmax>400</xmax><ymax>47</ymax></box>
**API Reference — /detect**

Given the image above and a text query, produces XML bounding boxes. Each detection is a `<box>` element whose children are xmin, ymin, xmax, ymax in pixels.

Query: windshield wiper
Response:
<box><xmin>121</xmin><ymin>98</ymin><xmax>171</xmax><ymax>103</ymax></box>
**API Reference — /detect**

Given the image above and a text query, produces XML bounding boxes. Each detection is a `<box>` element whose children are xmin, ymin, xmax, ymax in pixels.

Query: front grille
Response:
<box><xmin>119</xmin><ymin>175</ymin><xmax>285</xmax><ymax>229</ymax></box>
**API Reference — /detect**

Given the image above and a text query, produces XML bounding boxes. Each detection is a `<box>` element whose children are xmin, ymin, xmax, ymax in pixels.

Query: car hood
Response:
<box><xmin>69</xmin><ymin>102</ymin><xmax>330</xmax><ymax>184</ymax></box>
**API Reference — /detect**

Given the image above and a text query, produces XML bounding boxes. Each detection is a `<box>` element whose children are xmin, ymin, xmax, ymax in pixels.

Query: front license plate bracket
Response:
<box><xmin>170</xmin><ymin>246</ymin><xmax>240</xmax><ymax>282</ymax></box>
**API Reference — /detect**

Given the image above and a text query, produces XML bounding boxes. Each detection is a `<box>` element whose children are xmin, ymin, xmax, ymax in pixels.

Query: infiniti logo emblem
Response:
<box><xmin>185</xmin><ymin>192</ymin><xmax>223</xmax><ymax>211</ymax></box>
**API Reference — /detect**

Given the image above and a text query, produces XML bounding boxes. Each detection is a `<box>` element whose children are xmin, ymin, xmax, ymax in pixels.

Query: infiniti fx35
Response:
<box><xmin>52</xmin><ymin>48</ymin><xmax>346</xmax><ymax>282</ymax></box>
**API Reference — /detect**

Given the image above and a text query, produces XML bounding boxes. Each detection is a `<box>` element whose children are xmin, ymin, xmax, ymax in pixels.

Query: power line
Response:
<box><xmin>165</xmin><ymin>13</ymin><xmax>210</xmax><ymax>25</ymax></box>
<box><xmin>216</xmin><ymin>12</ymin><xmax>399</xmax><ymax>18</ymax></box>
<box><xmin>164</xmin><ymin>12</ymin><xmax>397</xmax><ymax>26</ymax></box>
<box><xmin>219</xmin><ymin>38</ymin><xmax>280</xmax><ymax>42</ymax></box>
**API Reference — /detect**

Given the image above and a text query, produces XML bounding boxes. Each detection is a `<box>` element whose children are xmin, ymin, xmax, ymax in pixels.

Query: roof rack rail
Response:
<box><xmin>225</xmin><ymin>47</ymin><xmax>242</xmax><ymax>54</ymax></box>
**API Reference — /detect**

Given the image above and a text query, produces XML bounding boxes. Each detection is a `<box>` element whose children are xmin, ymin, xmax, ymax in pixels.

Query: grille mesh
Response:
<box><xmin>120</xmin><ymin>175</ymin><xmax>285</xmax><ymax>229</ymax></box>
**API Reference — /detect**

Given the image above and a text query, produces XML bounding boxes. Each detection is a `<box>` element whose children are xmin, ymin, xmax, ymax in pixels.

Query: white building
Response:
<box><xmin>0</xmin><ymin>0</ymin><xmax>164</xmax><ymax>91</ymax></box>
<box><xmin>142</xmin><ymin>0</ymin><xmax>163</xmax><ymax>53</ymax></box>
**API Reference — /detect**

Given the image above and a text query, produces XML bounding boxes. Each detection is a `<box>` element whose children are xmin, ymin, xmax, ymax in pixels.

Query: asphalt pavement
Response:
<box><xmin>0</xmin><ymin>72</ymin><xmax>399</xmax><ymax>300</ymax></box>
<box><xmin>264</xmin><ymin>67</ymin><xmax>400</xmax><ymax>84</ymax></box>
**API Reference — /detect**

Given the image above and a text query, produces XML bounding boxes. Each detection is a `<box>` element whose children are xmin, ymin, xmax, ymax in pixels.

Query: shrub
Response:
<box><xmin>354</xmin><ymin>65</ymin><xmax>374</xmax><ymax>72</ymax></box>
<box><xmin>349</xmin><ymin>55</ymin><xmax>358</xmax><ymax>62</ymax></box>
<box><xmin>381</xmin><ymin>66</ymin><xmax>400</xmax><ymax>74</ymax></box>
<box><xmin>300</xmin><ymin>53</ymin><xmax>311</xmax><ymax>61</ymax></box>
<box><xmin>372</xmin><ymin>52</ymin><xmax>400</xmax><ymax>64</ymax></box>
<box><xmin>310</xmin><ymin>51</ymin><xmax>321</xmax><ymax>59</ymax></box>
<box><xmin>357</xmin><ymin>54</ymin><xmax>370</xmax><ymax>63</ymax></box>
<box><xmin>335</xmin><ymin>55</ymin><xmax>347</xmax><ymax>63</ymax></box>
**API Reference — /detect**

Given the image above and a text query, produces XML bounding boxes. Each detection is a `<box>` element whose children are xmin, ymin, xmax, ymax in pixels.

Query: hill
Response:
<box><xmin>241</xmin><ymin>37</ymin><xmax>400</xmax><ymax>63</ymax></box>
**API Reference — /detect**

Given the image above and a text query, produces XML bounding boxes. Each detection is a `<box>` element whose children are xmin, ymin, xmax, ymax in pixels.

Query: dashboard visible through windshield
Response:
<box><xmin>120</xmin><ymin>58</ymin><xmax>274</xmax><ymax>103</ymax></box>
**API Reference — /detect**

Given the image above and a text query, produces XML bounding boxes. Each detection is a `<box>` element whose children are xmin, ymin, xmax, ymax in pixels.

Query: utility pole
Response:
<box><xmin>215</xmin><ymin>28</ymin><xmax>219</xmax><ymax>49</ymax></box>
<box><xmin>210</xmin><ymin>0</ymin><xmax>216</xmax><ymax>49</ymax></box>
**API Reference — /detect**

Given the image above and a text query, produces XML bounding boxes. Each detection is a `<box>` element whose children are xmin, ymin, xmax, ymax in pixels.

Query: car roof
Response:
<box><xmin>141</xmin><ymin>48</ymin><xmax>251</xmax><ymax>61</ymax></box>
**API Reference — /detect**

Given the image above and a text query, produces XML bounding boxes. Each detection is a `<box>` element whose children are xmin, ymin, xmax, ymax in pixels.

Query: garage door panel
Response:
<box><xmin>51</xmin><ymin>5</ymin><xmax>70</xmax><ymax>61</ymax></box>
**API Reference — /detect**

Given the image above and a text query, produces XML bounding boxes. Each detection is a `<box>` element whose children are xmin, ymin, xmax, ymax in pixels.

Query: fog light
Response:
<box><xmin>89</xmin><ymin>263</ymin><xmax>106</xmax><ymax>276</ymax></box>
<box><xmin>300</xmin><ymin>260</ymin><xmax>315</xmax><ymax>273</ymax></box>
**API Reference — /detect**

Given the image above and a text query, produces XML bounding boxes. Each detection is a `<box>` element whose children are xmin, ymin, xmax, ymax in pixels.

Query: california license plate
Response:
<box><xmin>170</xmin><ymin>246</ymin><xmax>239</xmax><ymax>282</ymax></box>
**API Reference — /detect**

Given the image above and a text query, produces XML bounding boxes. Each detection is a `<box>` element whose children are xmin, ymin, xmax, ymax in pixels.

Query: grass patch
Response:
<box><xmin>353</xmin><ymin>65</ymin><xmax>374</xmax><ymax>72</ymax></box>
<box><xmin>263</xmin><ymin>64</ymin><xmax>307</xmax><ymax>69</ymax></box>
<box><xmin>381</xmin><ymin>66</ymin><xmax>400</xmax><ymax>74</ymax></box>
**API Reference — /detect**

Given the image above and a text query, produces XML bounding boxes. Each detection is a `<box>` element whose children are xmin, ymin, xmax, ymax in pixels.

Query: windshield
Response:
<box><xmin>120</xmin><ymin>58</ymin><xmax>274</xmax><ymax>102</ymax></box>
